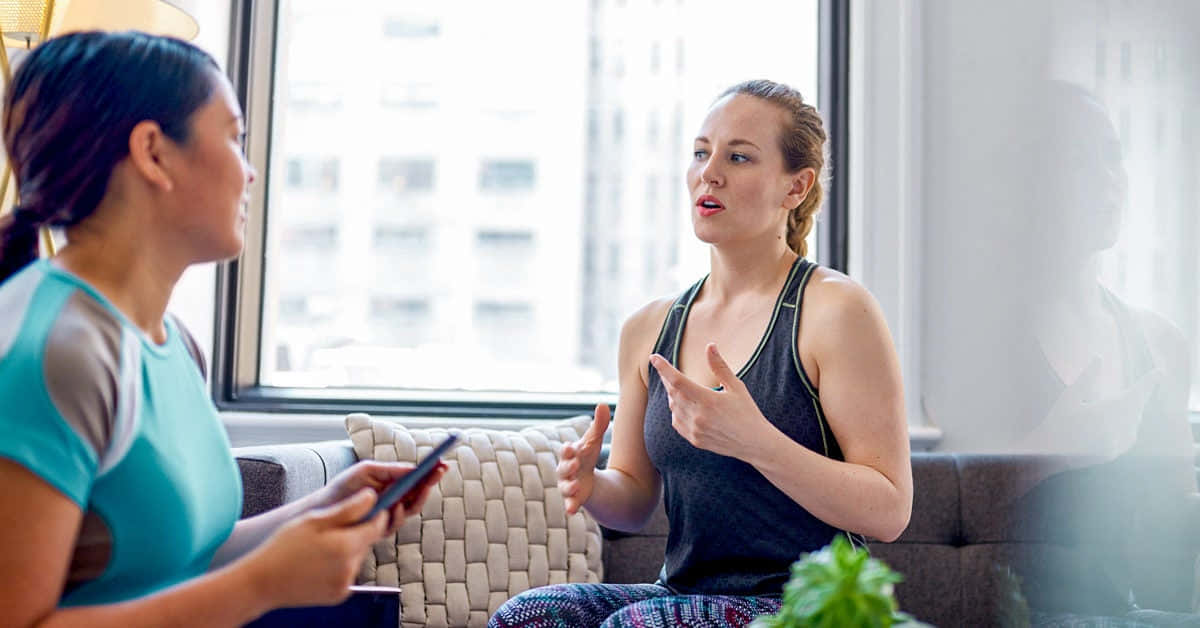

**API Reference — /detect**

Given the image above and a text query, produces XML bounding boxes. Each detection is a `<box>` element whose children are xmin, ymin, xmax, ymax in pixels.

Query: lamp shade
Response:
<box><xmin>2</xmin><ymin>0</ymin><xmax>198</xmax><ymax>48</ymax></box>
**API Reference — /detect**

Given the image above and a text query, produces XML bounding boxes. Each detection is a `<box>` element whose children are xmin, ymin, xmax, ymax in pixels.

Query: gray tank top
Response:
<box><xmin>644</xmin><ymin>257</ymin><xmax>862</xmax><ymax>596</ymax></box>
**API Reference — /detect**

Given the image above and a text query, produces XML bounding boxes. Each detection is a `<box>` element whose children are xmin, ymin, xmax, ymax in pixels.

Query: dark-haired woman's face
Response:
<box><xmin>169</xmin><ymin>71</ymin><xmax>256</xmax><ymax>262</ymax></box>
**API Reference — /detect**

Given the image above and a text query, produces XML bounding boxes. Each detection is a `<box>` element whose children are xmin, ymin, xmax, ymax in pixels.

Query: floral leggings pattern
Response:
<box><xmin>487</xmin><ymin>583</ymin><xmax>783</xmax><ymax>628</ymax></box>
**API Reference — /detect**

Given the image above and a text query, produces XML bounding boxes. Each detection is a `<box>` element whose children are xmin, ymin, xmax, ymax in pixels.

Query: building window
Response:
<box><xmin>289</xmin><ymin>81</ymin><xmax>341</xmax><ymax>111</ymax></box>
<box><xmin>380</xmin><ymin>82</ymin><xmax>437</xmax><ymax>109</ymax></box>
<box><xmin>378</xmin><ymin>158</ymin><xmax>435</xmax><ymax>194</ymax></box>
<box><xmin>368</xmin><ymin>297</ymin><xmax>432</xmax><ymax>347</ymax></box>
<box><xmin>383</xmin><ymin>17</ymin><xmax>440</xmax><ymax>39</ymax></box>
<box><xmin>286</xmin><ymin>158</ymin><xmax>339</xmax><ymax>193</ymax></box>
<box><xmin>479</xmin><ymin>160</ymin><xmax>536</xmax><ymax>192</ymax></box>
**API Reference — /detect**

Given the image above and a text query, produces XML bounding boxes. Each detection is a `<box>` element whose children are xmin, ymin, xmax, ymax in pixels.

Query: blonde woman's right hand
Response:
<box><xmin>558</xmin><ymin>403</ymin><xmax>611</xmax><ymax>515</ymax></box>
<box><xmin>247</xmin><ymin>488</ymin><xmax>389</xmax><ymax>609</ymax></box>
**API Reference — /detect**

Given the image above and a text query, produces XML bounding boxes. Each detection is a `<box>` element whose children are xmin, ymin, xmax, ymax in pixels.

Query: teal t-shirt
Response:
<box><xmin>0</xmin><ymin>260</ymin><xmax>242</xmax><ymax>606</ymax></box>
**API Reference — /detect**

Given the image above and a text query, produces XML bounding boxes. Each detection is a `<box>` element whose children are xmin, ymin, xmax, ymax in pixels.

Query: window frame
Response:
<box><xmin>211</xmin><ymin>0</ymin><xmax>852</xmax><ymax>418</ymax></box>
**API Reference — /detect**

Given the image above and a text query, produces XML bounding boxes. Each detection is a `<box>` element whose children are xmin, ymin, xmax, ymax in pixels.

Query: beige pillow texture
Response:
<box><xmin>345</xmin><ymin>413</ymin><xmax>604</xmax><ymax>628</ymax></box>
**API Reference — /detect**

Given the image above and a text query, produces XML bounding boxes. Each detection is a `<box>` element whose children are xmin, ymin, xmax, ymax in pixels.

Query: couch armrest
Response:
<box><xmin>243</xmin><ymin>586</ymin><xmax>400</xmax><ymax>627</ymax></box>
<box><xmin>233</xmin><ymin>441</ymin><xmax>358</xmax><ymax>518</ymax></box>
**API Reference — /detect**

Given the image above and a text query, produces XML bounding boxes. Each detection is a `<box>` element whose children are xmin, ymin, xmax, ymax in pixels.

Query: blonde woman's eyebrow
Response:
<box><xmin>693</xmin><ymin>137</ymin><xmax>761</xmax><ymax>151</ymax></box>
<box><xmin>727</xmin><ymin>139</ymin><xmax>761</xmax><ymax>150</ymax></box>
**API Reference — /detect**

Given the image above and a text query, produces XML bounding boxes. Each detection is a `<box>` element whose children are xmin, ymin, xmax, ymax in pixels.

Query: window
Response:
<box><xmin>380</xmin><ymin>82</ymin><xmax>437</xmax><ymax>109</ymax></box>
<box><xmin>478</xmin><ymin>160</ymin><xmax>535</xmax><ymax>192</ymax></box>
<box><xmin>285</xmin><ymin>157</ymin><xmax>339</xmax><ymax>193</ymax></box>
<box><xmin>289</xmin><ymin>82</ymin><xmax>341</xmax><ymax>111</ymax></box>
<box><xmin>383</xmin><ymin>17</ymin><xmax>440</xmax><ymax>39</ymax></box>
<box><xmin>476</xmin><ymin>230</ymin><xmax>536</xmax><ymax>291</ymax></box>
<box><xmin>219</xmin><ymin>0</ymin><xmax>830</xmax><ymax>417</ymax></box>
<box><xmin>378</xmin><ymin>158</ymin><xmax>435</xmax><ymax>194</ymax></box>
<box><xmin>368</xmin><ymin>297</ymin><xmax>432</xmax><ymax>348</ymax></box>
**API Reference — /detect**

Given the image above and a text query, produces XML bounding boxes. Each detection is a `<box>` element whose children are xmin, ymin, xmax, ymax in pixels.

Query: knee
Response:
<box><xmin>488</xmin><ymin>585</ymin><xmax>592</xmax><ymax>628</ymax></box>
<box><xmin>599</xmin><ymin>601</ymin><xmax>661</xmax><ymax>628</ymax></box>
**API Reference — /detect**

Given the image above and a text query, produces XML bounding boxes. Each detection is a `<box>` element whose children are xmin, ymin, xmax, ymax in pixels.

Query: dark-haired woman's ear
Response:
<box><xmin>127</xmin><ymin>120</ymin><xmax>175</xmax><ymax>193</ymax></box>
<box><xmin>783</xmin><ymin>167</ymin><xmax>817</xmax><ymax>211</ymax></box>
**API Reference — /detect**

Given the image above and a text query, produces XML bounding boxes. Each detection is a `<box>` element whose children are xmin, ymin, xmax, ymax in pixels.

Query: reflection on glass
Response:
<box><xmin>918</xmin><ymin>0</ymin><xmax>1199</xmax><ymax>622</ymax></box>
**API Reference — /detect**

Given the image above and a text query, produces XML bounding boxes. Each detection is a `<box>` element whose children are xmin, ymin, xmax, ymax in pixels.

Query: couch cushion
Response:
<box><xmin>868</xmin><ymin>542</ymin><xmax>961</xmax><ymax>628</ymax></box>
<box><xmin>898</xmin><ymin>453</ymin><xmax>961</xmax><ymax>544</ymax></box>
<box><xmin>957</xmin><ymin>454</ymin><xmax>1089</xmax><ymax>544</ymax></box>
<box><xmin>235</xmin><ymin>441</ymin><xmax>356</xmax><ymax>517</ymax></box>
<box><xmin>960</xmin><ymin>542</ymin><xmax>1134</xmax><ymax>624</ymax></box>
<box><xmin>346</xmin><ymin>413</ymin><xmax>603</xmax><ymax>628</ymax></box>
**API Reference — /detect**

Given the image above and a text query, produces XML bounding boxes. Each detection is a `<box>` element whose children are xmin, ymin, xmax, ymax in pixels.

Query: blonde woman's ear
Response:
<box><xmin>784</xmin><ymin>168</ymin><xmax>817</xmax><ymax>209</ymax></box>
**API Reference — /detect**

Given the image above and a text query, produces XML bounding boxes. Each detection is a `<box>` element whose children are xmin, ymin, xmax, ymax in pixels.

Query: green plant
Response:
<box><xmin>750</xmin><ymin>536</ymin><xmax>926</xmax><ymax>628</ymax></box>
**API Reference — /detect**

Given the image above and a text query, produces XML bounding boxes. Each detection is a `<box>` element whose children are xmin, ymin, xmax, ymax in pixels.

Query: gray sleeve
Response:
<box><xmin>42</xmin><ymin>293</ymin><xmax>122</xmax><ymax>459</ymax></box>
<box><xmin>170</xmin><ymin>313</ymin><xmax>207</xmax><ymax>381</ymax></box>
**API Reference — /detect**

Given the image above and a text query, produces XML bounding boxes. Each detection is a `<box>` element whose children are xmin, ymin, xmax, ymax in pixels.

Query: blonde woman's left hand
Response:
<box><xmin>649</xmin><ymin>343</ymin><xmax>776</xmax><ymax>460</ymax></box>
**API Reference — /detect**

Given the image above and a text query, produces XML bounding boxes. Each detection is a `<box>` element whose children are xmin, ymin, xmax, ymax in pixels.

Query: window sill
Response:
<box><xmin>221</xmin><ymin>411</ymin><xmax>945</xmax><ymax>450</ymax></box>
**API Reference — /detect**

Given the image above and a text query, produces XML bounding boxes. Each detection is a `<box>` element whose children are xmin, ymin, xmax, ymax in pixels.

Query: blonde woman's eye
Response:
<box><xmin>731</xmin><ymin>153</ymin><xmax>749</xmax><ymax>163</ymax></box>
<box><xmin>693</xmin><ymin>150</ymin><xmax>708</xmax><ymax>160</ymax></box>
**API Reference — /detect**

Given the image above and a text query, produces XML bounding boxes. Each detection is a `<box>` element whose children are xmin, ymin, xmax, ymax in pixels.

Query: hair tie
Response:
<box><xmin>10</xmin><ymin>205</ymin><xmax>43</xmax><ymax>229</ymax></box>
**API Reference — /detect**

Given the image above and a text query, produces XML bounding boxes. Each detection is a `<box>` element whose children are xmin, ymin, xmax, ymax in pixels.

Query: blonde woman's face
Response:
<box><xmin>686</xmin><ymin>94</ymin><xmax>797</xmax><ymax>249</ymax></box>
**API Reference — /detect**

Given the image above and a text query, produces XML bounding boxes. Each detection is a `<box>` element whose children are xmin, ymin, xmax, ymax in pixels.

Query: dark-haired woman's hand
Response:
<box><xmin>245</xmin><ymin>489</ymin><xmax>389</xmax><ymax>608</ymax></box>
<box><xmin>649</xmin><ymin>343</ymin><xmax>779</xmax><ymax>461</ymax></box>
<box><xmin>308</xmin><ymin>460</ymin><xmax>446</xmax><ymax>535</ymax></box>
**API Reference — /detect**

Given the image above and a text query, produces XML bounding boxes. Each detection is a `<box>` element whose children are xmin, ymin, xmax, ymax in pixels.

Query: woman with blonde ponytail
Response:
<box><xmin>492</xmin><ymin>80</ymin><xmax>911</xmax><ymax>627</ymax></box>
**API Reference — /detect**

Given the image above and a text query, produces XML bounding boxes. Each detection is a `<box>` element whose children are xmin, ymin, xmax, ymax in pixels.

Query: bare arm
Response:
<box><xmin>757</xmin><ymin>274</ymin><xmax>912</xmax><ymax>541</ymax></box>
<box><xmin>0</xmin><ymin>459</ymin><xmax>399</xmax><ymax>628</ymax></box>
<box><xmin>0</xmin><ymin>460</ymin><xmax>271</xmax><ymax>628</ymax></box>
<box><xmin>559</xmin><ymin>299</ymin><xmax>670</xmax><ymax>532</ymax></box>
<box><xmin>209</xmin><ymin>493</ymin><xmax>315</xmax><ymax>570</ymax></box>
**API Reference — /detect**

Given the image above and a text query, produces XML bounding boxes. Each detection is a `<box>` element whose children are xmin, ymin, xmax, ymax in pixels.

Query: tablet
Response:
<box><xmin>359</xmin><ymin>433</ymin><xmax>459</xmax><ymax>523</ymax></box>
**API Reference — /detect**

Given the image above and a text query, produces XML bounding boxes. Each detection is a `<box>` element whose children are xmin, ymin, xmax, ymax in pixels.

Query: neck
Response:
<box><xmin>705</xmin><ymin>237</ymin><xmax>798</xmax><ymax>303</ymax></box>
<box><xmin>1031</xmin><ymin>250</ymin><xmax>1105</xmax><ymax>312</ymax></box>
<box><xmin>55</xmin><ymin>213</ymin><xmax>188</xmax><ymax>344</ymax></box>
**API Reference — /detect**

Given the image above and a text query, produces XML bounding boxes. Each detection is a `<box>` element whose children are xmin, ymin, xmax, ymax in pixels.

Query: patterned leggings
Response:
<box><xmin>487</xmin><ymin>583</ymin><xmax>783</xmax><ymax>628</ymax></box>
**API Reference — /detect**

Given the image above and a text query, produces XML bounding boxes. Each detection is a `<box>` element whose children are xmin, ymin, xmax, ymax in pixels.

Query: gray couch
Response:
<box><xmin>234</xmin><ymin>443</ymin><xmax>1200</xmax><ymax>627</ymax></box>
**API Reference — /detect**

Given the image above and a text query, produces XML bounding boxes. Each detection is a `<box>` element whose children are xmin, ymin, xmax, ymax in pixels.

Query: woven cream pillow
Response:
<box><xmin>345</xmin><ymin>413</ymin><xmax>604</xmax><ymax>628</ymax></box>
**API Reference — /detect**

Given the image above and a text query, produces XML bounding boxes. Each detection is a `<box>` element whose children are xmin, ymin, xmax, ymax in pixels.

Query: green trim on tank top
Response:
<box><xmin>669</xmin><ymin>257</ymin><xmax>804</xmax><ymax>380</ymax></box>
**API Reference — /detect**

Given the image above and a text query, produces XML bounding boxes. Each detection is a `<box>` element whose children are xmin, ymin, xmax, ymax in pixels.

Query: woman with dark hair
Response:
<box><xmin>0</xmin><ymin>31</ymin><xmax>443</xmax><ymax>625</ymax></box>
<box><xmin>490</xmin><ymin>80</ymin><xmax>912</xmax><ymax>627</ymax></box>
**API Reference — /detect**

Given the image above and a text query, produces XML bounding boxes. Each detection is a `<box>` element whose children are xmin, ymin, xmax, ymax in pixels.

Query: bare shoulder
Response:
<box><xmin>620</xmin><ymin>296</ymin><xmax>676</xmax><ymax>349</ymax></box>
<box><xmin>618</xmin><ymin>296</ymin><xmax>678</xmax><ymax>386</ymax></box>
<box><xmin>802</xmin><ymin>266</ymin><xmax>887</xmax><ymax>338</ymax></box>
